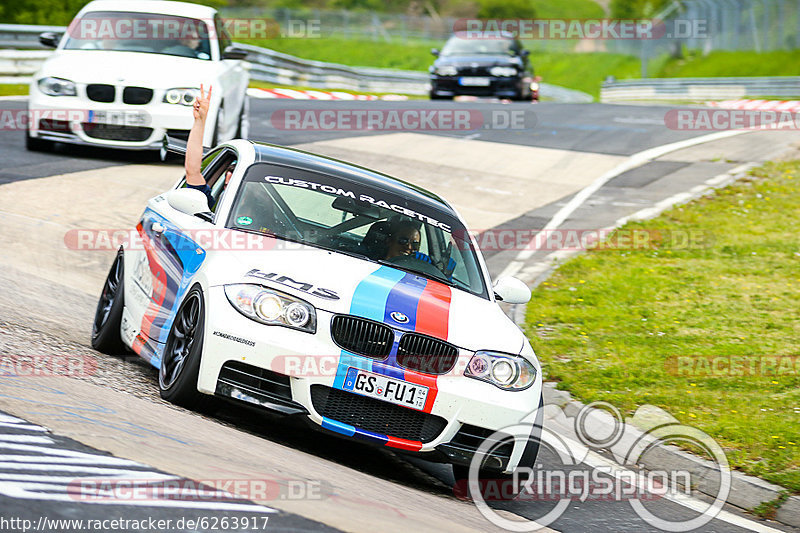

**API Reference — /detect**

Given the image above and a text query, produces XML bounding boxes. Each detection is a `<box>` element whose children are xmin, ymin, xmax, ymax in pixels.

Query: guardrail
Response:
<box><xmin>601</xmin><ymin>77</ymin><xmax>800</xmax><ymax>103</ymax></box>
<box><xmin>0</xmin><ymin>23</ymin><xmax>592</xmax><ymax>102</ymax></box>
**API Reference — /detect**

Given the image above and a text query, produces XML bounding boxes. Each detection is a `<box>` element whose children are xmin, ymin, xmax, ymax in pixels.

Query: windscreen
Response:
<box><xmin>227</xmin><ymin>163</ymin><xmax>489</xmax><ymax>299</ymax></box>
<box><xmin>441</xmin><ymin>36</ymin><xmax>513</xmax><ymax>56</ymax></box>
<box><xmin>63</xmin><ymin>11</ymin><xmax>213</xmax><ymax>60</ymax></box>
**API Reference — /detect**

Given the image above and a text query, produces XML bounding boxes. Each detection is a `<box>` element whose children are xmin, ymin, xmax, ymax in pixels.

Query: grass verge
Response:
<box><xmin>524</xmin><ymin>160</ymin><xmax>800</xmax><ymax>492</ymax></box>
<box><xmin>0</xmin><ymin>84</ymin><xmax>29</xmax><ymax>96</ymax></box>
<box><xmin>241</xmin><ymin>38</ymin><xmax>800</xmax><ymax>100</ymax></box>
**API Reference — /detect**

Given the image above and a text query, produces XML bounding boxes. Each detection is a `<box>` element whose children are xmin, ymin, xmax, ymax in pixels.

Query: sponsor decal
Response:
<box><xmin>236</xmin><ymin>216</ymin><xmax>253</xmax><ymax>226</ymax></box>
<box><xmin>263</xmin><ymin>176</ymin><xmax>452</xmax><ymax>233</ymax></box>
<box><xmin>390</xmin><ymin>311</ymin><xmax>409</xmax><ymax>324</ymax></box>
<box><xmin>245</xmin><ymin>269</ymin><xmax>340</xmax><ymax>300</ymax></box>
<box><xmin>212</xmin><ymin>331</ymin><xmax>255</xmax><ymax>347</ymax></box>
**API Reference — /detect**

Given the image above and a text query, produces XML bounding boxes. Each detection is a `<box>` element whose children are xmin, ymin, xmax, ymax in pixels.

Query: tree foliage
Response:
<box><xmin>609</xmin><ymin>0</ymin><xmax>672</xmax><ymax>19</ymax></box>
<box><xmin>476</xmin><ymin>0</ymin><xmax>537</xmax><ymax>19</ymax></box>
<box><xmin>0</xmin><ymin>0</ymin><xmax>228</xmax><ymax>25</ymax></box>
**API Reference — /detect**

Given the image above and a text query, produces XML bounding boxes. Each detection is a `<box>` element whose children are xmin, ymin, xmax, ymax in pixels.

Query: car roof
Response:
<box><xmin>79</xmin><ymin>0</ymin><xmax>218</xmax><ymax>19</ymax></box>
<box><xmin>249</xmin><ymin>141</ymin><xmax>455</xmax><ymax>214</ymax></box>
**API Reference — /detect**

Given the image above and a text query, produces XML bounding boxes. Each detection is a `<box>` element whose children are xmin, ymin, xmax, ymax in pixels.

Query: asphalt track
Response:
<box><xmin>0</xmin><ymin>96</ymin><xmax>798</xmax><ymax>533</ymax></box>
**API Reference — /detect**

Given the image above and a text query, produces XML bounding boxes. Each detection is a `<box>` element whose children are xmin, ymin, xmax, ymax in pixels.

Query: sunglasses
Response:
<box><xmin>396</xmin><ymin>237</ymin><xmax>421</xmax><ymax>249</ymax></box>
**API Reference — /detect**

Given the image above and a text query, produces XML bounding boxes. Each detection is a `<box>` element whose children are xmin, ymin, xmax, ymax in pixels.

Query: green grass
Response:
<box><xmin>659</xmin><ymin>50</ymin><xmax>800</xmax><ymax>78</ymax></box>
<box><xmin>0</xmin><ymin>84</ymin><xmax>28</xmax><ymax>96</ymax></box>
<box><xmin>531</xmin><ymin>0</ymin><xmax>606</xmax><ymax>19</ymax></box>
<box><xmin>524</xmin><ymin>160</ymin><xmax>800</xmax><ymax>492</ymax></box>
<box><xmin>240</xmin><ymin>37</ymin><xmax>437</xmax><ymax>71</ymax></box>
<box><xmin>240</xmin><ymin>37</ymin><xmax>800</xmax><ymax>100</ymax></box>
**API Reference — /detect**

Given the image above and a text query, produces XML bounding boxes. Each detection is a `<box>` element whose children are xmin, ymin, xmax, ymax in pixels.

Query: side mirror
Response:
<box><xmin>431</xmin><ymin>48</ymin><xmax>440</xmax><ymax>56</ymax></box>
<box><xmin>39</xmin><ymin>32</ymin><xmax>62</xmax><ymax>48</ymax></box>
<box><xmin>222</xmin><ymin>45</ymin><xmax>248</xmax><ymax>60</ymax></box>
<box><xmin>493</xmin><ymin>276</ymin><xmax>531</xmax><ymax>304</ymax></box>
<box><xmin>166</xmin><ymin>188</ymin><xmax>211</xmax><ymax>219</ymax></box>
<box><xmin>520</xmin><ymin>49</ymin><xmax>530</xmax><ymax>58</ymax></box>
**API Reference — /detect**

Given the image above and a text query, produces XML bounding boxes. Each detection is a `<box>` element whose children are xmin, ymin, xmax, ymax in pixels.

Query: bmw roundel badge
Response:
<box><xmin>390</xmin><ymin>311</ymin><xmax>409</xmax><ymax>324</ymax></box>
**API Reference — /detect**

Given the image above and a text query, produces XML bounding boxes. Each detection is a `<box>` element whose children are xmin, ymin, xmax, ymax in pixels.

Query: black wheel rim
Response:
<box><xmin>160</xmin><ymin>292</ymin><xmax>200</xmax><ymax>390</ymax></box>
<box><xmin>93</xmin><ymin>254</ymin><xmax>122</xmax><ymax>335</ymax></box>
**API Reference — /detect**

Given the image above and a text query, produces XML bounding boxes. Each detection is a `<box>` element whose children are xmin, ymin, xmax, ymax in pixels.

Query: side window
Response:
<box><xmin>203</xmin><ymin>149</ymin><xmax>238</xmax><ymax>213</ymax></box>
<box><xmin>215</xmin><ymin>15</ymin><xmax>232</xmax><ymax>57</ymax></box>
<box><xmin>177</xmin><ymin>147</ymin><xmax>236</xmax><ymax>213</ymax></box>
<box><xmin>177</xmin><ymin>147</ymin><xmax>223</xmax><ymax>189</ymax></box>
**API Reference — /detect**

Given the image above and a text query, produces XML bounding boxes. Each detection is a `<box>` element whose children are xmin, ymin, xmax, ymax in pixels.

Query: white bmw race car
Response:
<box><xmin>27</xmin><ymin>0</ymin><xmax>249</xmax><ymax>152</ymax></box>
<box><xmin>91</xmin><ymin>138</ymin><xmax>543</xmax><ymax>480</ymax></box>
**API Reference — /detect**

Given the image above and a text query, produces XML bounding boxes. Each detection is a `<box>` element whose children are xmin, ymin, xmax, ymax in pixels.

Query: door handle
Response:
<box><xmin>151</xmin><ymin>222</ymin><xmax>165</xmax><ymax>235</ymax></box>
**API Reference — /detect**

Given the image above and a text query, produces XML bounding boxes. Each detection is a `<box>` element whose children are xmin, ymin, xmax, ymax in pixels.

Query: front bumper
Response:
<box><xmin>27</xmin><ymin>87</ymin><xmax>193</xmax><ymax>150</ymax></box>
<box><xmin>430</xmin><ymin>75</ymin><xmax>526</xmax><ymax>98</ymax></box>
<box><xmin>200</xmin><ymin>286</ymin><xmax>543</xmax><ymax>472</ymax></box>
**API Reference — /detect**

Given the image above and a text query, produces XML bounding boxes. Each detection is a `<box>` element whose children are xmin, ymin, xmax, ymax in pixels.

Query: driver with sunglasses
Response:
<box><xmin>384</xmin><ymin>220</ymin><xmax>423</xmax><ymax>260</ymax></box>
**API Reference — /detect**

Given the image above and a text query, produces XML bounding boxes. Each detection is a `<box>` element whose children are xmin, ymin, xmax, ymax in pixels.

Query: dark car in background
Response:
<box><xmin>429</xmin><ymin>33</ymin><xmax>538</xmax><ymax>101</ymax></box>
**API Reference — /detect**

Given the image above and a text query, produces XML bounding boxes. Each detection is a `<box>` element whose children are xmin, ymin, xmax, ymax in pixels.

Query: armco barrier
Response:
<box><xmin>0</xmin><ymin>23</ymin><xmax>591</xmax><ymax>102</ymax></box>
<box><xmin>601</xmin><ymin>77</ymin><xmax>800</xmax><ymax>103</ymax></box>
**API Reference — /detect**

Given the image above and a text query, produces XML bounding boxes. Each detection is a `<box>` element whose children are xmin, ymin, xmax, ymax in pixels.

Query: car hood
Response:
<box><xmin>36</xmin><ymin>50</ymin><xmax>219</xmax><ymax>88</ymax></box>
<box><xmin>434</xmin><ymin>54</ymin><xmax>521</xmax><ymax>68</ymax></box>
<box><xmin>204</xmin><ymin>243</ymin><xmax>526</xmax><ymax>354</ymax></box>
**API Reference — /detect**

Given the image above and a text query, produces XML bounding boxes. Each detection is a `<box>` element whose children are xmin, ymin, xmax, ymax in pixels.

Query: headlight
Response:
<box><xmin>436</xmin><ymin>65</ymin><xmax>458</xmax><ymax>76</ymax></box>
<box><xmin>489</xmin><ymin>66</ymin><xmax>518</xmax><ymax>77</ymax></box>
<box><xmin>465</xmin><ymin>351</ymin><xmax>537</xmax><ymax>390</ymax></box>
<box><xmin>163</xmin><ymin>88</ymin><xmax>200</xmax><ymax>106</ymax></box>
<box><xmin>224</xmin><ymin>284</ymin><xmax>316</xmax><ymax>333</ymax></box>
<box><xmin>530</xmin><ymin>81</ymin><xmax>540</xmax><ymax>91</ymax></box>
<box><xmin>37</xmin><ymin>77</ymin><xmax>77</xmax><ymax>96</ymax></box>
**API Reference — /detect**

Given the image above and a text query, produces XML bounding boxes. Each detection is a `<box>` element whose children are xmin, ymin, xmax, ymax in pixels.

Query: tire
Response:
<box><xmin>25</xmin><ymin>131</ymin><xmax>53</xmax><ymax>152</ymax></box>
<box><xmin>211</xmin><ymin>106</ymin><xmax>223</xmax><ymax>147</ymax></box>
<box><xmin>430</xmin><ymin>93</ymin><xmax>454</xmax><ymax>100</ymax></box>
<box><xmin>452</xmin><ymin>465</ymin><xmax>521</xmax><ymax>500</ymax></box>
<box><xmin>159</xmin><ymin>286</ymin><xmax>206</xmax><ymax>408</ymax></box>
<box><xmin>91</xmin><ymin>249</ymin><xmax>127</xmax><ymax>354</ymax></box>
<box><xmin>235</xmin><ymin>96</ymin><xmax>249</xmax><ymax>139</ymax></box>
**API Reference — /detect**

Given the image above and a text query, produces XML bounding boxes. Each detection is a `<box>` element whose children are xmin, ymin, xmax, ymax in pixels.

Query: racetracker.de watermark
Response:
<box><xmin>665</xmin><ymin>109</ymin><xmax>800</xmax><ymax>131</ymax></box>
<box><xmin>67</xmin><ymin>16</ymin><xmax>320</xmax><ymax>40</ymax></box>
<box><xmin>0</xmin><ymin>109</ymin><xmax>151</xmax><ymax>131</ymax></box>
<box><xmin>465</xmin><ymin>228</ymin><xmax>714</xmax><ymax>252</ymax></box>
<box><xmin>269</xmin><ymin>109</ymin><xmax>536</xmax><ymax>131</ymax></box>
<box><xmin>63</xmin><ymin>228</ymin><xmax>714</xmax><ymax>252</ymax></box>
<box><xmin>68</xmin><ymin>478</ymin><xmax>330</xmax><ymax>502</ymax></box>
<box><xmin>666</xmin><ymin>355</ymin><xmax>800</xmax><ymax>376</ymax></box>
<box><xmin>452</xmin><ymin>18</ymin><xmax>708</xmax><ymax>40</ymax></box>
<box><xmin>0</xmin><ymin>355</ymin><xmax>97</xmax><ymax>377</ymax></box>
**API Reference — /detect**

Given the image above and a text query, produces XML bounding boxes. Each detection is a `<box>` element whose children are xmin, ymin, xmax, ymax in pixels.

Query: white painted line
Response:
<box><xmin>0</xmin><ymin>95</ymin><xmax>27</xmax><ymax>101</ymax></box>
<box><xmin>272</xmin><ymin>88</ymin><xmax>310</xmax><ymax>99</ymax></box>
<box><xmin>513</xmin><ymin>162</ymin><xmax>755</xmax><ymax>287</ymax></box>
<box><xmin>0</xmin><ymin>435</ymin><xmax>53</xmax><ymax>444</ymax></box>
<box><xmin>0</xmin><ymin>455</ymin><xmax>144</xmax><ymax>466</ymax></box>
<box><xmin>246</xmin><ymin>88</ymin><xmax>277</xmax><ymax>99</ymax></box>
<box><xmin>0</xmin><ymin>422</ymin><xmax>48</xmax><ymax>431</ymax></box>
<box><xmin>580</xmin><ymin>447</ymin><xmax>786</xmax><ymax>533</ymax></box>
<box><xmin>499</xmin><ymin>129</ymin><xmax>750</xmax><ymax>279</ymax></box>
<box><xmin>303</xmin><ymin>90</ymin><xmax>334</xmax><ymax>100</ymax></box>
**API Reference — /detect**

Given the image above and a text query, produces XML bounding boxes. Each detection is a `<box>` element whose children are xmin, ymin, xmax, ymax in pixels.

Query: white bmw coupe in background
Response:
<box><xmin>27</xmin><ymin>0</ymin><xmax>249</xmax><ymax>152</ymax></box>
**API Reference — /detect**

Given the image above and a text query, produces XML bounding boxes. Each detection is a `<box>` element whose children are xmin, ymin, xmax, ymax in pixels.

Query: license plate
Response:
<box><xmin>88</xmin><ymin>110</ymin><xmax>147</xmax><ymax>126</ymax></box>
<box><xmin>459</xmin><ymin>77</ymin><xmax>491</xmax><ymax>86</ymax></box>
<box><xmin>343</xmin><ymin>367</ymin><xmax>428</xmax><ymax>411</ymax></box>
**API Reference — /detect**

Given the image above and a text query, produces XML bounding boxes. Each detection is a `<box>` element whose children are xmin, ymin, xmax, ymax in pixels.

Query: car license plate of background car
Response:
<box><xmin>459</xmin><ymin>77</ymin><xmax>491</xmax><ymax>86</ymax></box>
<box><xmin>343</xmin><ymin>367</ymin><xmax>428</xmax><ymax>411</ymax></box>
<box><xmin>87</xmin><ymin>110</ymin><xmax>147</xmax><ymax>126</ymax></box>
